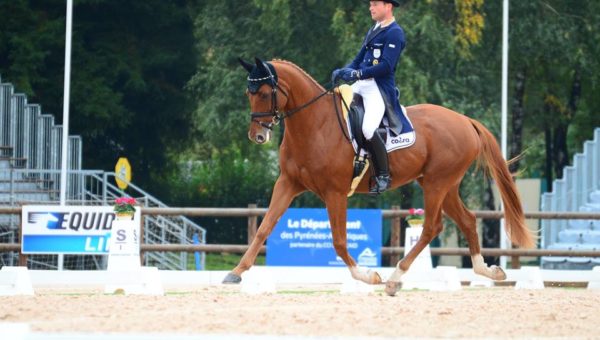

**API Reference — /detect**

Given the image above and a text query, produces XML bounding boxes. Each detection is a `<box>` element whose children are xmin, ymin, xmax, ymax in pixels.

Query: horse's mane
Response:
<box><xmin>271</xmin><ymin>59</ymin><xmax>325</xmax><ymax>91</ymax></box>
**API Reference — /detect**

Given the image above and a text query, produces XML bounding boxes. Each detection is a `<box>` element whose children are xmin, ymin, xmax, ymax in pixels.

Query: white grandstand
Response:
<box><xmin>541</xmin><ymin>128</ymin><xmax>600</xmax><ymax>269</ymax></box>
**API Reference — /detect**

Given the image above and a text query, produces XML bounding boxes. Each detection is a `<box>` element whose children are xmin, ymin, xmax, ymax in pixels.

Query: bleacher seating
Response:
<box><xmin>541</xmin><ymin>128</ymin><xmax>600</xmax><ymax>269</ymax></box>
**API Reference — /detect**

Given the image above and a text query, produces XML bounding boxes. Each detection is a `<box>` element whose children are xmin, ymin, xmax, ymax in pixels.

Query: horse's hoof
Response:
<box><xmin>384</xmin><ymin>281</ymin><xmax>401</xmax><ymax>296</ymax></box>
<box><xmin>222</xmin><ymin>272</ymin><xmax>242</xmax><ymax>284</ymax></box>
<box><xmin>369</xmin><ymin>271</ymin><xmax>383</xmax><ymax>285</ymax></box>
<box><xmin>490</xmin><ymin>265</ymin><xmax>507</xmax><ymax>281</ymax></box>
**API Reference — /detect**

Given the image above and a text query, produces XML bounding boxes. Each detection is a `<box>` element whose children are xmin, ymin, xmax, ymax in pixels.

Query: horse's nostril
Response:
<box><xmin>256</xmin><ymin>135</ymin><xmax>265</xmax><ymax>143</ymax></box>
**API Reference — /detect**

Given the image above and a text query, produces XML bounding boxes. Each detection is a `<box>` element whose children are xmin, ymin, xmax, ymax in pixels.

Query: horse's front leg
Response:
<box><xmin>325</xmin><ymin>192</ymin><xmax>382</xmax><ymax>285</ymax></box>
<box><xmin>223</xmin><ymin>175</ymin><xmax>302</xmax><ymax>284</ymax></box>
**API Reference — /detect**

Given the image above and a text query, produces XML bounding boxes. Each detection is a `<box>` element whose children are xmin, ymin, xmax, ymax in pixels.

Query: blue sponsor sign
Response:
<box><xmin>266</xmin><ymin>208</ymin><xmax>382</xmax><ymax>267</ymax></box>
<box><xmin>21</xmin><ymin>205</ymin><xmax>141</xmax><ymax>255</ymax></box>
<box><xmin>22</xmin><ymin>235</ymin><xmax>111</xmax><ymax>253</ymax></box>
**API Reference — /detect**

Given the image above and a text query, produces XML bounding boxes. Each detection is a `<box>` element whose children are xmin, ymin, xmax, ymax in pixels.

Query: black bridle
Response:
<box><xmin>249</xmin><ymin>62</ymin><xmax>337</xmax><ymax>130</ymax></box>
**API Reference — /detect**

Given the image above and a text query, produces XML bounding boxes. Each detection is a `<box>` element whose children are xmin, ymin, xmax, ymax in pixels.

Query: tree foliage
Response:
<box><xmin>1</xmin><ymin>0</ymin><xmax>196</xmax><ymax>197</ymax></box>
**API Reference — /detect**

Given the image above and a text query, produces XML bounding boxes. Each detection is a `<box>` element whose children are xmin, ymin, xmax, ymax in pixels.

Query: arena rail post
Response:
<box><xmin>389</xmin><ymin>205</ymin><xmax>401</xmax><ymax>265</ymax></box>
<box><xmin>140</xmin><ymin>214</ymin><xmax>146</xmax><ymax>266</ymax></box>
<box><xmin>512</xmin><ymin>245</ymin><xmax>521</xmax><ymax>269</ymax></box>
<box><xmin>18</xmin><ymin>214</ymin><xmax>27</xmax><ymax>266</ymax></box>
<box><xmin>247</xmin><ymin>203</ymin><xmax>258</xmax><ymax>244</ymax></box>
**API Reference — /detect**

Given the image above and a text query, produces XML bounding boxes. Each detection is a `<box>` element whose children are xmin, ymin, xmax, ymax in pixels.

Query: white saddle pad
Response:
<box><xmin>345</xmin><ymin>105</ymin><xmax>416</xmax><ymax>156</ymax></box>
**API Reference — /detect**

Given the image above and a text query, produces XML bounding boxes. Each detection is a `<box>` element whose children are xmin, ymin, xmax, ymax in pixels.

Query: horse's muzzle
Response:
<box><xmin>249</xmin><ymin>130</ymin><xmax>270</xmax><ymax>145</ymax></box>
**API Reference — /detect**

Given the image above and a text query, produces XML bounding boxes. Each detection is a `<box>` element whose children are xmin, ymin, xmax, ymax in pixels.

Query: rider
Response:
<box><xmin>332</xmin><ymin>0</ymin><xmax>405</xmax><ymax>195</ymax></box>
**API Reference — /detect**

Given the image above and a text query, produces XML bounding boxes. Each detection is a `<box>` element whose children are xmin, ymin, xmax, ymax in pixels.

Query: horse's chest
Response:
<box><xmin>282</xmin><ymin>151</ymin><xmax>349</xmax><ymax>193</ymax></box>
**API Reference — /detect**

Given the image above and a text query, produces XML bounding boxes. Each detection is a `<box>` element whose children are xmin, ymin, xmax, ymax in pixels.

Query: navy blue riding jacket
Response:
<box><xmin>346</xmin><ymin>21</ymin><xmax>406</xmax><ymax>126</ymax></box>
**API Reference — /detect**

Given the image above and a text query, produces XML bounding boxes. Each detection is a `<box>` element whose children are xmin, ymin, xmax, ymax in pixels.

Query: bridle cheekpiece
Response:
<box><xmin>248</xmin><ymin>62</ymin><xmax>289</xmax><ymax>130</ymax></box>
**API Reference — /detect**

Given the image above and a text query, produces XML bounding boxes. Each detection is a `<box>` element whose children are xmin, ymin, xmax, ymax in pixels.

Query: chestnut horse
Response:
<box><xmin>222</xmin><ymin>58</ymin><xmax>534</xmax><ymax>296</ymax></box>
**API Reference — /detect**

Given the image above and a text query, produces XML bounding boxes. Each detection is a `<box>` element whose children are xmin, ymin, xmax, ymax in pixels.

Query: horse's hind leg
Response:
<box><xmin>385</xmin><ymin>179</ymin><xmax>446</xmax><ymax>296</ymax></box>
<box><xmin>442</xmin><ymin>184</ymin><xmax>506</xmax><ymax>281</ymax></box>
<box><xmin>325</xmin><ymin>191</ymin><xmax>382</xmax><ymax>285</ymax></box>
<box><xmin>223</xmin><ymin>175</ymin><xmax>303</xmax><ymax>283</ymax></box>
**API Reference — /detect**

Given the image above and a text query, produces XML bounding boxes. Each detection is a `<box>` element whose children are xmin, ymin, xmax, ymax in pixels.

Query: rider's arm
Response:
<box><xmin>359</xmin><ymin>30</ymin><xmax>405</xmax><ymax>79</ymax></box>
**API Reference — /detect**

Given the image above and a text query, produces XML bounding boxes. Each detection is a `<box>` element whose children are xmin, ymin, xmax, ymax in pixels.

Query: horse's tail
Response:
<box><xmin>469</xmin><ymin>119</ymin><xmax>535</xmax><ymax>248</ymax></box>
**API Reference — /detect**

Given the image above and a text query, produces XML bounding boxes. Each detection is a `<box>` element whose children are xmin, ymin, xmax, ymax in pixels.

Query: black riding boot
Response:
<box><xmin>367</xmin><ymin>129</ymin><xmax>390</xmax><ymax>195</ymax></box>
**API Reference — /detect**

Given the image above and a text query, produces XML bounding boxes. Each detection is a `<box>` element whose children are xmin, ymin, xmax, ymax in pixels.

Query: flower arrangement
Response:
<box><xmin>405</xmin><ymin>208</ymin><xmax>425</xmax><ymax>224</ymax></box>
<box><xmin>114</xmin><ymin>197</ymin><xmax>137</xmax><ymax>215</ymax></box>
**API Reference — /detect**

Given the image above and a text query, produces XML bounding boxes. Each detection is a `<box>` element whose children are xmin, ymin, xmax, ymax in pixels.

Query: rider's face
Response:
<box><xmin>369</xmin><ymin>1</ymin><xmax>390</xmax><ymax>22</ymax></box>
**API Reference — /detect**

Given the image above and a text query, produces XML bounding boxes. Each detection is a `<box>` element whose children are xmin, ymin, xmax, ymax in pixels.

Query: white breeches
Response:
<box><xmin>351</xmin><ymin>79</ymin><xmax>385</xmax><ymax>140</ymax></box>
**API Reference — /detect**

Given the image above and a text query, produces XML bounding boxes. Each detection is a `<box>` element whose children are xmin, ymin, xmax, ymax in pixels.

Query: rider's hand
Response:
<box><xmin>332</xmin><ymin>68</ymin><xmax>361</xmax><ymax>84</ymax></box>
<box><xmin>340</xmin><ymin>68</ymin><xmax>361</xmax><ymax>83</ymax></box>
<box><xmin>331</xmin><ymin>68</ymin><xmax>343</xmax><ymax>85</ymax></box>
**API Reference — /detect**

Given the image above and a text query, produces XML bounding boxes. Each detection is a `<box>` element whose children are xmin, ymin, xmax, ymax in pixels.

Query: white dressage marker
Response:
<box><xmin>401</xmin><ymin>266</ymin><xmax>462</xmax><ymax>291</ymax></box>
<box><xmin>106</xmin><ymin>219</ymin><xmax>142</xmax><ymax>271</ymax></box>
<box><xmin>588</xmin><ymin>266</ymin><xmax>600</xmax><ymax>290</ymax></box>
<box><xmin>241</xmin><ymin>267</ymin><xmax>277</xmax><ymax>294</ymax></box>
<box><xmin>403</xmin><ymin>226</ymin><xmax>433</xmax><ymax>271</ymax></box>
<box><xmin>104</xmin><ymin>218</ymin><xmax>163</xmax><ymax>295</ymax></box>
<box><xmin>104</xmin><ymin>267</ymin><xmax>164</xmax><ymax>295</ymax></box>
<box><xmin>514</xmin><ymin>266</ymin><xmax>545</xmax><ymax>290</ymax></box>
<box><xmin>0</xmin><ymin>267</ymin><xmax>34</xmax><ymax>296</ymax></box>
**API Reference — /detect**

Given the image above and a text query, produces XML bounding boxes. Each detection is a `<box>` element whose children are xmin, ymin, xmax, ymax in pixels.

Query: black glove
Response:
<box><xmin>331</xmin><ymin>68</ymin><xmax>343</xmax><ymax>85</ymax></box>
<box><xmin>340</xmin><ymin>68</ymin><xmax>361</xmax><ymax>82</ymax></box>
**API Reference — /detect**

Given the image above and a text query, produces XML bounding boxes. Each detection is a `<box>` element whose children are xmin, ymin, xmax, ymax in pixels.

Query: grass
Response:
<box><xmin>203</xmin><ymin>252</ymin><xmax>265</xmax><ymax>270</ymax></box>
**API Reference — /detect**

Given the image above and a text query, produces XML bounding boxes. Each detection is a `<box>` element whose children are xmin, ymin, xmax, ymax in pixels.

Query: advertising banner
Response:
<box><xmin>266</xmin><ymin>208</ymin><xmax>381</xmax><ymax>267</ymax></box>
<box><xmin>21</xmin><ymin>205</ymin><xmax>141</xmax><ymax>254</ymax></box>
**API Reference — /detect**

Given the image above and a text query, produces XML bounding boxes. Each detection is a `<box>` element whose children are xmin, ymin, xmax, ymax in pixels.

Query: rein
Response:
<box><xmin>250</xmin><ymin>80</ymin><xmax>351</xmax><ymax>143</ymax></box>
<box><xmin>248</xmin><ymin>62</ymin><xmax>351</xmax><ymax>142</ymax></box>
<box><xmin>250</xmin><ymin>79</ymin><xmax>337</xmax><ymax>130</ymax></box>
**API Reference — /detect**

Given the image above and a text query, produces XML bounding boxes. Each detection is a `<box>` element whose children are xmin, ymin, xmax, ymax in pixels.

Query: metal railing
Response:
<box><xmin>0</xmin><ymin>169</ymin><xmax>207</xmax><ymax>270</ymax></box>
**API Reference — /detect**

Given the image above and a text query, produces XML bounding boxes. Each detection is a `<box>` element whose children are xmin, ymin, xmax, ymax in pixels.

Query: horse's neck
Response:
<box><xmin>282</xmin><ymin>77</ymin><xmax>340</xmax><ymax>145</ymax></box>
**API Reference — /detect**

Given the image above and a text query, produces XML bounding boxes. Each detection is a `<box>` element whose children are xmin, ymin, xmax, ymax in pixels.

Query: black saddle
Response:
<box><xmin>346</xmin><ymin>88</ymin><xmax>403</xmax><ymax>151</ymax></box>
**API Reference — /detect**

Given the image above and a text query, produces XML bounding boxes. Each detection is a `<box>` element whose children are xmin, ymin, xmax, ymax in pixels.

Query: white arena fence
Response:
<box><xmin>1</xmin><ymin>206</ymin><xmax>600</xmax><ymax>268</ymax></box>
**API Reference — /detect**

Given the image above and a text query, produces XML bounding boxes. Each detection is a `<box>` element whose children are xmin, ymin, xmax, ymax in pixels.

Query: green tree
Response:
<box><xmin>1</xmin><ymin>0</ymin><xmax>196</xmax><ymax>198</ymax></box>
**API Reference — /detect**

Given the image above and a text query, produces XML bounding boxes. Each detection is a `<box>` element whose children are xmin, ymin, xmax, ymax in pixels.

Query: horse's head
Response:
<box><xmin>239</xmin><ymin>57</ymin><xmax>289</xmax><ymax>144</ymax></box>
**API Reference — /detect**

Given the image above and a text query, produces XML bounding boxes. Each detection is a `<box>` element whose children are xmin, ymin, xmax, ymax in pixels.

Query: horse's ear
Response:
<box><xmin>238</xmin><ymin>57</ymin><xmax>253</xmax><ymax>73</ymax></box>
<box><xmin>255</xmin><ymin>57</ymin><xmax>266</xmax><ymax>70</ymax></box>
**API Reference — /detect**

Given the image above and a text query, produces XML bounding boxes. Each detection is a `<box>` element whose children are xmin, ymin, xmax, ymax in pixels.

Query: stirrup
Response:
<box><xmin>369</xmin><ymin>175</ymin><xmax>390</xmax><ymax>195</ymax></box>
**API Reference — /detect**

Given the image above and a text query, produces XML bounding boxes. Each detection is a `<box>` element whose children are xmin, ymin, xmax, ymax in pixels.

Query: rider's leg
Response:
<box><xmin>366</xmin><ymin>129</ymin><xmax>390</xmax><ymax>194</ymax></box>
<box><xmin>352</xmin><ymin>79</ymin><xmax>386</xmax><ymax>140</ymax></box>
<box><xmin>352</xmin><ymin>79</ymin><xmax>389</xmax><ymax>194</ymax></box>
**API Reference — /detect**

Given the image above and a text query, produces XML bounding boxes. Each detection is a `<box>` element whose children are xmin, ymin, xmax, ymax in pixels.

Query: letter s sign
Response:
<box><xmin>116</xmin><ymin>229</ymin><xmax>127</xmax><ymax>241</ymax></box>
